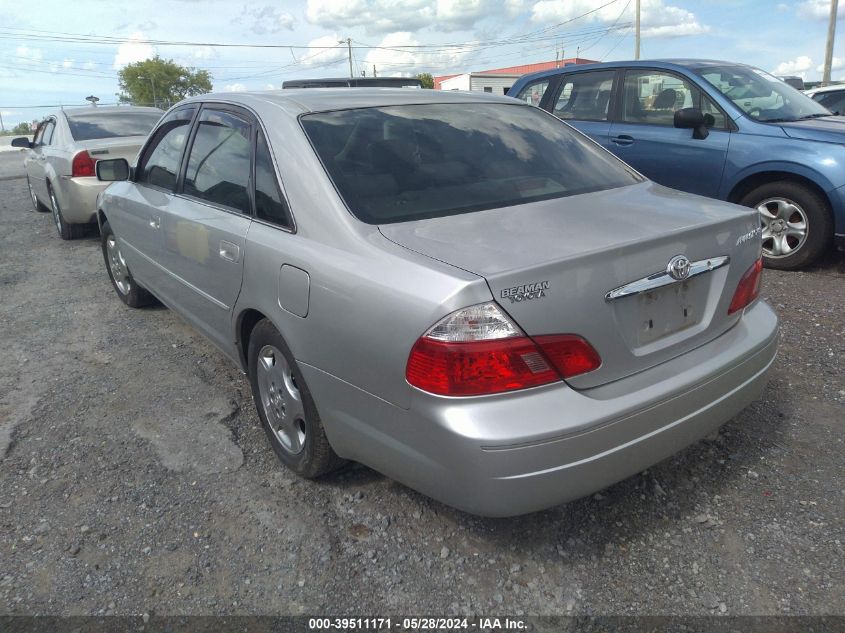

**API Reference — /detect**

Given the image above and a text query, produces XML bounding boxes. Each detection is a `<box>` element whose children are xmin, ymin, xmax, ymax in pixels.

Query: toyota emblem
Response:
<box><xmin>667</xmin><ymin>255</ymin><xmax>691</xmax><ymax>281</ymax></box>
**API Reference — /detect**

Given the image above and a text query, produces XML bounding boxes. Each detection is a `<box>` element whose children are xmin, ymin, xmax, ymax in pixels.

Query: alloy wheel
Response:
<box><xmin>757</xmin><ymin>197</ymin><xmax>808</xmax><ymax>259</ymax></box>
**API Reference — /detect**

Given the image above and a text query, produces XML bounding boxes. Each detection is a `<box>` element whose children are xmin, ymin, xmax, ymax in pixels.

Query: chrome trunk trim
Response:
<box><xmin>605</xmin><ymin>256</ymin><xmax>730</xmax><ymax>302</ymax></box>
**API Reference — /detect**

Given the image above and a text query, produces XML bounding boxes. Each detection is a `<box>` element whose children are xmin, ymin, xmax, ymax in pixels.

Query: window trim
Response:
<box><xmin>41</xmin><ymin>117</ymin><xmax>57</xmax><ymax>145</ymax></box>
<box><xmin>619</xmin><ymin>68</ymin><xmax>734</xmax><ymax>131</ymax></box>
<box><xmin>134</xmin><ymin>104</ymin><xmax>199</xmax><ymax>192</ymax></box>
<box><xmin>176</xmin><ymin>103</ymin><xmax>256</xmax><ymax>218</ymax></box>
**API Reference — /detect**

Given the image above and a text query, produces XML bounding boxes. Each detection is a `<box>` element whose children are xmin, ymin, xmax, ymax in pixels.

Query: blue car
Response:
<box><xmin>509</xmin><ymin>59</ymin><xmax>845</xmax><ymax>269</ymax></box>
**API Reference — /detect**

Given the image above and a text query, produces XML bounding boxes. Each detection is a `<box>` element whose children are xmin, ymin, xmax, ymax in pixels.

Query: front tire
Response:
<box><xmin>740</xmin><ymin>181</ymin><xmax>833</xmax><ymax>270</ymax></box>
<box><xmin>101</xmin><ymin>220</ymin><xmax>154</xmax><ymax>308</ymax></box>
<box><xmin>48</xmin><ymin>184</ymin><xmax>84</xmax><ymax>240</ymax></box>
<box><xmin>248</xmin><ymin>319</ymin><xmax>344</xmax><ymax>478</ymax></box>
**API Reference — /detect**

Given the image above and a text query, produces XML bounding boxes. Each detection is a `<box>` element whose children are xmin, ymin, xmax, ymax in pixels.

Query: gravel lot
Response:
<box><xmin>1</xmin><ymin>150</ymin><xmax>843</xmax><ymax>617</ymax></box>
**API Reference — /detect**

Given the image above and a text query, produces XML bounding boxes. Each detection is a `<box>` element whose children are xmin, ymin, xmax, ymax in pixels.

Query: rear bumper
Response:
<box><xmin>54</xmin><ymin>176</ymin><xmax>106</xmax><ymax>224</ymax></box>
<box><xmin>303</xmin><ymin>300</ymin><xmax>779</xmax><ymax>517</ymax></box>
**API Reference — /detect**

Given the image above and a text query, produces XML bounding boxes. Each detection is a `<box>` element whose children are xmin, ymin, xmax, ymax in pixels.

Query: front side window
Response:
<box><xmin>183</xmin><ymin>109</ymin><xmax>252</xmax><ymax>214</ymax></box>
<box><xmin>254</xmin><ymin>130</ymin><xmax>292</xmax><ymax>228</ymax></box>
<box><xmin>301</xmin><ymin>103</ymin><xmax>642</xmax><ymax>225</ymax></box>
<box><xmin>552</xmin><ymin>71</ymin><xmax>615</xmax><ymax>121</ymax></box>
<box><xmin>33</xmin><ymin>121</ymin><xmax>46</xmax><ymax>145</ymax></box>
<box><xmin>513</xmin><ymin>79</ymin><xmax>550</xmax><ymax>106</ymax></box>
<box><xmin>623</xmin><ymin>70</ymin><xmax>699</xmax><ymax>126</ymax></box>
<box><xmin>696</xmin><ymin>65</ymin><xmax>830</xmax><ymax>123</ymax></box>
<box><xmin>138</xmin><ymin>106</ymin><xmax>197</xmax><ymax>190</ymax></box>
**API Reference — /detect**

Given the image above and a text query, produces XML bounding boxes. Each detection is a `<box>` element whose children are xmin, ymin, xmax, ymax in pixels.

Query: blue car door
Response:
<box><xmin>544</xmin><ymin>69</ymin><xmax>617</xmax><ymax>150</ymax></box>
<box><xmin>607</xmin><ymin>68</ymin><xmax>731</xmax><ymax>198</ymax></box>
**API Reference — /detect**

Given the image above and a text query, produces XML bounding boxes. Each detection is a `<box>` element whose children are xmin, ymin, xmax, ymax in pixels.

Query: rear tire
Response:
<box><xmin>248</xmin><ymin>319</ymin><xmax>344</xmax><ymax>478</ymax></box>
<box><xmin>27</xmin><ymin>176</ymin><xmax>49</xmax><ymax>212</ymax></box>
<box><xmin>740</xmin><ymin>181</ymin><xmax>833</xmax><ymax>270</ymax></box>
<box><xmin>101</xmin><ymin>220</ymin><xmax>154</xmax><ymax>308</ymax></box>
<box><xmin>48</xmin><ymin>184</ymin><xmax>85</xmax><ymax>240</ymax></box>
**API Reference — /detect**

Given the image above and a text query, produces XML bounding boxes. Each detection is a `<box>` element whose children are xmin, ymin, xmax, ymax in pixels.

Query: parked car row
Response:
<box><xmin>12</xmin><ymin>106</ymin><xmax>162</xmax><ymax>239</ymax></box>
<box><xmin>68</xmin><ymin>87</ymin><xmax>778</xmax><ymax>516</ymax></box>
<box><xmin>510</xmin><ymin>59</ymin><xmax>845</xmax><ymax>270</ymax></box>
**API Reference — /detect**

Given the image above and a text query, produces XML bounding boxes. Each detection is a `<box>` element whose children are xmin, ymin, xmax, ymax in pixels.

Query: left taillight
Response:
<box><xmin>405</xmin><ymin>302</ymin><xmax>600</xmax><ymax>397</ymax></box>
<box><xmin>71</xmin><ymin>151</ymin><xmax>96</xmax><ymax>177</ymax></box>
<box><xmin>728</xmin><ymin>258</ymin><xmax>763</xmax><ymax>315</ymax></box>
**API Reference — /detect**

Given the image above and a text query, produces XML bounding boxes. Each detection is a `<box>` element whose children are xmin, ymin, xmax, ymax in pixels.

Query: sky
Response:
<box><xmin>0</xmin><ymin>0</ymin><xmax>843</xmax><ymax>128</ymax></box>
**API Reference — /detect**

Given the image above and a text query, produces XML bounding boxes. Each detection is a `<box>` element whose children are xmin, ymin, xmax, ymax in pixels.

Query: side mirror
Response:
<box><xmin>11</xmin><ymin>137</ymin><xmax>32</xmax><ymax>149</ymax></box>
<box><xmin>674</xmin><ymin>107</ymin><xmax>712</xmax><ymax>140</ymax></box>
<box><xmin>96</xmin><ymin>158</ymin><xmax>130</xmax><ymax>182</ymax></box>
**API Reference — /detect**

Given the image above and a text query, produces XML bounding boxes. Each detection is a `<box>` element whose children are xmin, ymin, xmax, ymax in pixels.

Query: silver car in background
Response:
<box><xmin>94</xmin><ymin>90</ymin><xmax>779</xmax><ymax>516</ymax></box>
<box><xmin>13</xmin><ymin>106</ymin><xmax>162</xmax><ymax>239</ymax></box>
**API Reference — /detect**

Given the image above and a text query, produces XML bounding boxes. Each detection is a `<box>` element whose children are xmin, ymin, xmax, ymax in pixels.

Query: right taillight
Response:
<box><xmin>405</xmin><ymin>302</ymin><xmax>600</xmax><ymax>397</ymax></box>
<box><xmin>728</xmin><ymin>258</ymin><xmax>763</xmax><ymax>315</ymax></box>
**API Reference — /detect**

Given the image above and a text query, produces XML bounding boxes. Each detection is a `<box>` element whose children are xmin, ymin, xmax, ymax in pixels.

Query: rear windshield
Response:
<box><xmin>301</xmin><ymin>103</ymin><xmax>642</xmax><ymax>224</ymax></box>
<box><xmin>66</xmin><ymin>111</ymin><xmax>162</xmax><ymax>141</ymax></box>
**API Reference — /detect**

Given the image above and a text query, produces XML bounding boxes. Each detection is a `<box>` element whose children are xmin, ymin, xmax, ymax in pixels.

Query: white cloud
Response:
<box><xmin>240</xmin><ymin>5</ymin><xmax>297</xmax><ymax>34</ymax></box>
<box><xmin>192</xmin><ymin>46</ymin><xmax>217</xmax><ymax>61</ymax></box>
<box><xmin>817</xmin><ymin>57</ymin><xmax>845</xmax><ymax>72</ymax></box>
<box><xmin>224</xmin><ymin>83</ymin><xmax>248</xmax><ymax>92</ymax></box>
<box><xmin>113</xmin><ymin>32</ymin><xmax>156</xmax><ymax>69</ymax></box>
<box><xmin>15</xmin><ymin>46</ymin><xmax>43</xmax><ymax>62</ymax></box>
<box><xmin>531</xmin><ymin>0</ymin><xmax>709</xmax><ymax>38</ymax></box>
<box><xmin>774</xmin><ymin>55</ymin><xmax>814</xmax><ymax>78</ymax></box>
<box><xmin>295</xmin><ymin>34</ymin><xmax>349</xmax><ymax>68</ymax></box>
<box><xmin>363</xmin><ymin>31</ymin><xmax>471</xmax><ymax>77</ymax></box>
<box><xmin>305</xmin><ymin>0</ymin><xmax>498</xmax><ymax>33</ymax></box>
<box><xmin>796</xmin><ymin>0</ymin><xmax>843</xmax><ymax>20</ymax></box>
<box><xmin>82</xmin><ymin>61</ymin><xmax>97</xmax><ymax>70</ymax></box>
<box><xmin>62</xmin><ymin>59</ymin><xmax>74</xmax><ymax>68</ymax></box>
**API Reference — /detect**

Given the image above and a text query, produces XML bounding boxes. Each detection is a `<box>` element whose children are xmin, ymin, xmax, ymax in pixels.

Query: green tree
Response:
<box><xmin>10</xmin><ymin>122</ymin><xmax>32</xmax><ymax>135</ymax></box>
<box><xmin>118</xmin><ymin>56</ymin><xmax>212</xmax><ymax>108</ymax></box>
<box><xmin>416</xmin><ymin>72</ymin><xmax>434</xmax><ymax>89</ymax></box>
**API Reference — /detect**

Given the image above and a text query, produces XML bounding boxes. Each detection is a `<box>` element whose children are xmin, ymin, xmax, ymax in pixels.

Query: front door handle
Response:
<box><xmin>611</xmin><ymin>135</ymin><xmax>634</xmax><ymax>147</ymax></box>
<box><xmin>219</xmin><ymin>240</ymin><xmax>240</xmax><ymax>263</ymax></box>
<box><xmin>149</xmin><ymin>216</ymin><xmax>160</xmax><ymax>229</ymax></box>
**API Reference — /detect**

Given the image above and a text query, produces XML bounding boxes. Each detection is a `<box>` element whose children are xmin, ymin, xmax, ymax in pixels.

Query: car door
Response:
<box><xmin>25</xmin><ymin>120</ymin><xmax>50</xmax><ymax>200</ymax></box>
<box><xmin>110</xmin><ymin>105</ymin><xmax>198</xmax><ymax>288</ymax></box>
<box><xmin>155</xmin><ymin>105</ymin><xmax>253</xmax><ymax>351</ymax></box>
<box><xmin>607</xmin><ymin>69</ymin><xmax>731</xmax><ymax>197</ymax></box>
<box><xmin>544</xmin><ymin>70</ymin><xmax>618</xmax><ymax>150</ymax></box>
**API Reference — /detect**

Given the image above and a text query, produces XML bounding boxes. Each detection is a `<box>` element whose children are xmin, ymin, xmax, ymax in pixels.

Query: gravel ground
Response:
<box><xmin>1</xmin><ymin>151</ymin><xmax>843</xmax><ymax>617</ymax></box>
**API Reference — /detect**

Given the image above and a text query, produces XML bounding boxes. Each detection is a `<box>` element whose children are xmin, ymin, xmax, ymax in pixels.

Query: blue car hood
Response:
<box><xmin>779</xmin><ymin>115</ymin><xmax>845</xmax><ymax>142</ymax></box>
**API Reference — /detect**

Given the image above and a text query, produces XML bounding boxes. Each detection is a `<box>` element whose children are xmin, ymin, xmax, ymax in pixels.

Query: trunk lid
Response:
<box><xmin>380</xmin><ymin>182</ymin><xmax>762</xmax><ymax>388</ymax></box>
<box><xmin>74</xmin><ymin>135</ymin><xmax>148</xmax><ymax>165</ymax></box>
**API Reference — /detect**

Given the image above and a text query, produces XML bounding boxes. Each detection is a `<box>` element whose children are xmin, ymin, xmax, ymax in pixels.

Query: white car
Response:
<box><xmin>13</xmin><ymin>106</ymin><xmax>162</xmax><ymax>239</ymax></box>
<box><xmin>804</xmin><ymin>84</ymin><xmax>845</xmax><ymax>114</ymax></box>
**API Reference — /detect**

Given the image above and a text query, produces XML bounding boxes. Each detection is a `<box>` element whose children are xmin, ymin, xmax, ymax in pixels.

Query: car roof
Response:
<box><xmin>514</xmin><ymin>58</ymin><xmax>758</xmax><ymax>82</ymax></box>
<box><xmin>59</xmin><ymin>105</ymin><xmax>163</xmax><ymax>116</ymax></box>
<box><xmin>805</xmin><ymin>84</ymin><xmax>845</xmax><ymax>95</ymax></box>
<box><xmin>178</xmin><ymin>88</ymin><xmax>520</xmax><ymax>115</ymax></box>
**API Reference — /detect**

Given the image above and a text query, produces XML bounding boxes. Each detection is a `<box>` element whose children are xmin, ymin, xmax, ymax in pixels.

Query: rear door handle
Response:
<box><xmin>149</xmin><ymin>216</ymin><xmax>160</xmax><ymax>229</ymax></box>
<box><xmin>219</xmin><ymin>240</ymin><xmax>240</xmax><ymax>263</ymax></box>
<box><xmin>611</xmin><ymin>135</ymin><xmax>634</xmax><ymax>147</ymax></box>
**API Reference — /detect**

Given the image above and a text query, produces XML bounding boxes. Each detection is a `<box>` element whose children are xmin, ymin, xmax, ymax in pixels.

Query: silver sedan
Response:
<box><xmin>13</xmin><ymin>106</ymin><xmax>161</xmax><ymax>239</ymax></box>
<box><xmin>94</xmin><ymin>89</ymin><xmax>779</xmax><ymax>516</ymax></box>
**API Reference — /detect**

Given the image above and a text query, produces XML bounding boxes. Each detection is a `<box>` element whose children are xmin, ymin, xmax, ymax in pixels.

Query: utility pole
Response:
<box><xmin>373</xmin><ymin>64</ymin><xmax>377</xmax><ymax>77</ymax></box>
<box><xmin>635</xmin><ymin>0</ymin><xmax>641</xmax><ymax>60</ymax></box>
<box><xmin>823</xmin><ymin>0</ymin><xmax>839</xmax><ymax>85</ymax></box>
<box><xmin>0</xmin><ymin>111</ymin><xmax>4</xmax><ymax>133</ymax></box>
<box><xmin>341</xmin><ymin>37</ymin><xmax>353</xmax><ymax>79</ymax></box>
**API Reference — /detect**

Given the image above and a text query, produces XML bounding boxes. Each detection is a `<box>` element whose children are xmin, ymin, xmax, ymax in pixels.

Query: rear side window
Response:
<box><xmin>254</xmin><ymin>130</ymin><xmax>292</xmax><ymax>228</ymax></box>
<box><xmin>301</xmin><ymin>103</ymin><xmax>642</xmax><ymax>225</ymax></box>
<box><xmin>183</xmin><ymin>109</ymin><xmax>252</xmax><ymax>214</ymax></box>
<box><xmin>815</xmin><ymin>91</ymin><xmax>845</xmax><ymax>114</ymax></box>
<box><xmin>138</xmin><ymin>107</ymin><xmax>196</xmax><ymax>190</ymax></box>
<box><xmin>552</xmin><ymin>71</ymin><xmax>615</xmax><ymax>121</ymax></box>
<box><xmin>66</xmin><ymin>111</ymin><xmax>161</xmax><ymax>141</ymax></box>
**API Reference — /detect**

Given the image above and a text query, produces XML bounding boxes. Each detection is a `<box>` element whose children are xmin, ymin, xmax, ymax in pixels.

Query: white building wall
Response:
<box><xmin>469</xmin><ymin>74</ymin><xmax>520</xmax><ymax>96</ymax></box>
<box><xmin>439</xmin><ymin>74</ymin><xmax>471</xmax><ymax>91</ymax></box>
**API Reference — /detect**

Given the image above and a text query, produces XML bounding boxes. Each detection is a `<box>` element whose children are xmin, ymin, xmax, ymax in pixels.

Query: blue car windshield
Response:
<box><xmin>301</xmin><ymin>103</ymin><xmax>643</xmax><ymax>224</ymax></box>
<box><xmin>695</xmin><ymin>65</ymin><xmax>831</xmax><ymax>123</ymax></box>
